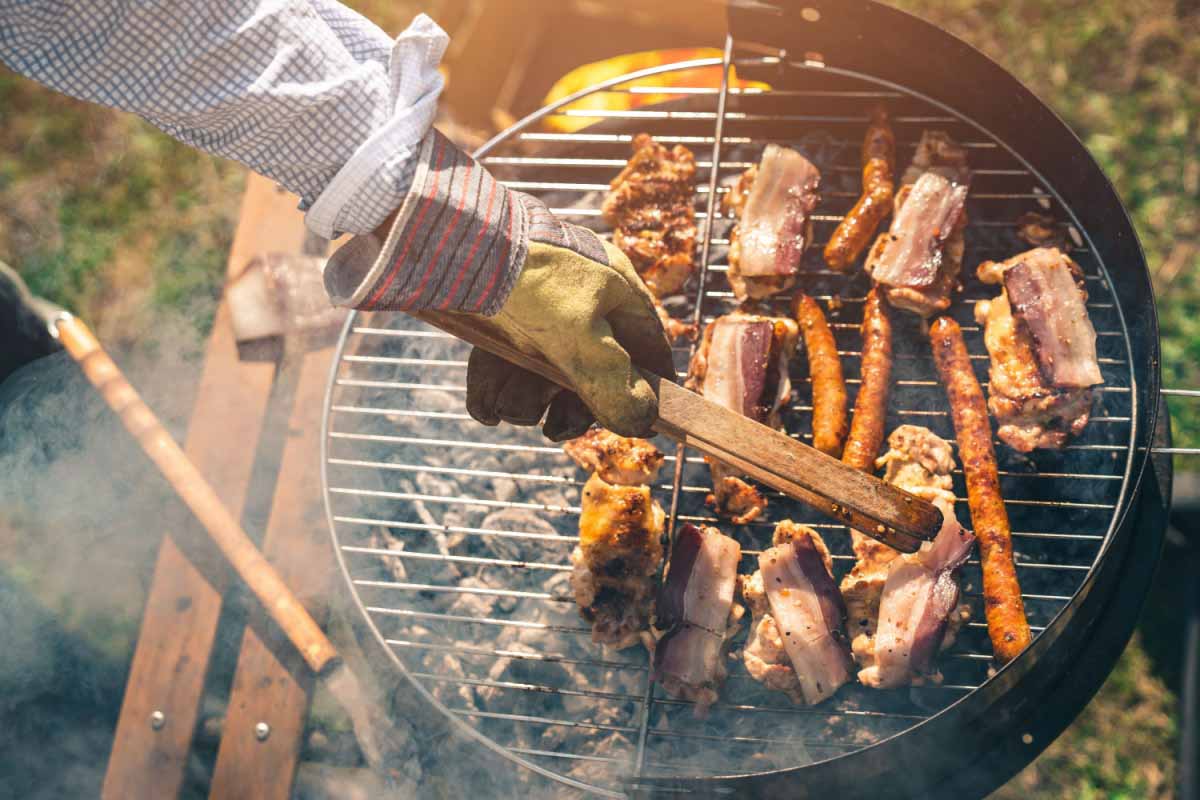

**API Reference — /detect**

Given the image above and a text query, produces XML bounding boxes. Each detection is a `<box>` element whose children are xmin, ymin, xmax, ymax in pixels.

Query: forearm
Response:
<box><xmin>0</xmin><ymin>0</ymin><xmax>447</xmax><ymax>237</ymax></box>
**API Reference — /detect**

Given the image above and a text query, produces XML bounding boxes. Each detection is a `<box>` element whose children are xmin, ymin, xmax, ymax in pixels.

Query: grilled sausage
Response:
<box><xmin>824</xmin><ymin>105</ymin><xmax>895</xmax><ymax>271</ymax></box>
<box><xmin>842</xmin><ymin>288</ymin><xmax>894</xmax><ymax>473</ymax></box>
<box><xmin>793</xmin><ymin>294</ymin><xmax>849</xmax><ymax>457</ymax></box>
<box><xmin>930</xmin><ymin>317</ymin><xmax>1031</xmax><ymax>664</ymax></box>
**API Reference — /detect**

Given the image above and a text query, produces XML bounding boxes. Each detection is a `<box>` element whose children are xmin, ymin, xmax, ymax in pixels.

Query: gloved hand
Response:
<box><xmin>463</xmin><ymin>199</ymin><xmax>675</xmax><ymax>440</ymax></box>
<box><xmin>323</xmin><ymin>129</ymin><xmax>675</xmax><ymax>440</ymax></box>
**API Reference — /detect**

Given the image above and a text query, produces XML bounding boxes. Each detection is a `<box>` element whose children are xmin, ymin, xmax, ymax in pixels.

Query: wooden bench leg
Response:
<box><xmin>209</xmin><ymin>347</ymin><xmax>336</xmax><ymax>800</ymax></box>
<box><xmin>103</xmin><ymin>176</ymin><xmax>309</xmax><ymax>799</ymax></box>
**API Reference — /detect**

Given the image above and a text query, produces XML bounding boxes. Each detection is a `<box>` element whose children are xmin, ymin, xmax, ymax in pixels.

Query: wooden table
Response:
<box><xmin>102</xmin><ymin>175</ymin><xmax>339</xmax><ymax>800</ymax></box>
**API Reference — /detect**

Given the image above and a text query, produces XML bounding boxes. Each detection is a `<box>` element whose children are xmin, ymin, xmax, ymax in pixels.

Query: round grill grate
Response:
<box><xmin>322</xmin><ymin>47</ymin><xmax>1136</xmax><ymax>796</ymax></box>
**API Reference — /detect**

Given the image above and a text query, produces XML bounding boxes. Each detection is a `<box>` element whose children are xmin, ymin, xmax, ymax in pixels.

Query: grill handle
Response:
<box><xmin>417</xmin><ymin>310</ymin><xmax>942</xmax><ymax>552</ymax></box>
<box><xmin>52</xmin><ymin>313</ymin><xmax>341</xmax><ymax>674</ymax></box>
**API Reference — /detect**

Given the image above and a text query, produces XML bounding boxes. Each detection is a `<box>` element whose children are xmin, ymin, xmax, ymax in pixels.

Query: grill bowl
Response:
<box><xmin>322</xmin><ymin>5</ymin><xmax>1166</xmax><ymax>796</ymax></box>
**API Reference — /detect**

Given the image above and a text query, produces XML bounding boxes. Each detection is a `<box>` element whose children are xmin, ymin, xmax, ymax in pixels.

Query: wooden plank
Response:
<box><xmin>102</xmin><ymin>175</ymin><xmax>309</xmax><ymax>800</ymax></box>
<box><xmin>208</xmin><ymin>346</ymin><xmax>337</xmax><ymax>800</ymax></box>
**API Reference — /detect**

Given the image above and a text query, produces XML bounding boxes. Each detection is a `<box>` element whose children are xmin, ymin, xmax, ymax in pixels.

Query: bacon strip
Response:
<box><xmin>654</xmin><ymin>524</ymin><xmax>742</xmax><ymax>709</ymax></box>
<box><xmin>704</xmin><ymin>317</ymin><xmax>775</xmax><ymax>421</ymax></box>
<box><xmin>1004</xmin><ymin>258</ymin><xmax>1102</xmax><ymax>389</ymax></box>
<box><xmin>758</xmin><ymin>535</ymin><xmax>853</xmax><ymax>704</ymax></box>
<box><xmin>792</xmin><ymin>294</ymin><xmax>848</xmax><ymax>457</ymax></box>
<box><xmin>868</xmin><ymin>172</ymin><xmax>969</xmax><ymax>289</ymax></box>
<box><xmin>825</xmin><ymin>105</ymin><xmax>896</xmax><ymax>271</ymax></box>
<box><xmin>737</xmin><ymin>144</ymin><xmax>821</xmax><ymax>277</ymax></box>
<box><xmin>842</xmin><ymin>288</ymin><xmax>894</xmax><ymax>472</ymax></box>
<box><xmin>930</xmin><ymin>317</ymin><xmax>1031</xmax><ymax>664</ymax></box>
<box><xmin>862</xmin><ymin>497</ymin><xmax>975</xmax><ymax>688</ymax></box>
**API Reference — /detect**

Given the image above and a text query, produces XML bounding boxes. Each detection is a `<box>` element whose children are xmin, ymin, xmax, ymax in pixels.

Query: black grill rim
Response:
<box><xmin>320</xmin><ymin>5</ymin><xmax>1168</xmax><ymax>796</ymax></box>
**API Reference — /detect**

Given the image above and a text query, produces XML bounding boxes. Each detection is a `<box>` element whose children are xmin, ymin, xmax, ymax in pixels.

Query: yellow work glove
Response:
<box><xmin>322</xmin><ymin>129</ymin><xmax>673</xmax><ymax>440</ymax></box>
<box><xmin>465</xmin><ymin>224</ymin><xmax>676</xmax><ymax>441</ymax></box>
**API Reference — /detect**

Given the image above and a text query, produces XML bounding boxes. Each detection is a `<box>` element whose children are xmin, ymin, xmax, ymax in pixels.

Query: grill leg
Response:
<box><xmin>1181</xmin><ymin>546</ymin><xmax>1200</xmax><ymax>800</ymax></box>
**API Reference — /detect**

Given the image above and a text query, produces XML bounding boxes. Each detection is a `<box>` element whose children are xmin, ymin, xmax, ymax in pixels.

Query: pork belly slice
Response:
<box><xmin>563</xmin><ymin>428</ymin><xmax>665</xmax><ymax>486</ymax></box>
<box><xmin>865</xmin><ymin>172</ymin><xmax>969</xmax><ymax>318</ymax></box>
<box><xmin>850</xmin><ymin>426</ymin><xmax>974</xmax><ymax>688</ymax></box>
<box><xmin>1004</xmin><ymin>256</ymin><xmax>1103</xmax><ymax>388</ymax></box>
<box><xmin>653</xmin><ymin>524</ymin><xmax>743</xmax><ymax>713</ymax></box>
<box><xmin>570</xmin><ymin>473</ymin><xmax>665</xmax><ymax>649</ymax></box>
<box><xmin>740</xmin><ymin>522</ymin><xmax>849</xmax><ymax>704</ymax></box>
<box><xmin>841</xmin><ymin>425</ymin><xmax>957</xmax><ymax>647</ymax></box>
<box><xmin>975</xmin><ymin>247</ymin><xmax>1100</xmax><ymax>452</ymax></box>
<box><xmin>741</xmin><ymin>522</ymin><xmax>853</xmax><ymax>705</ymax></box>
<box><xmin>724</xmin><ymin>145</ymin><xmax>821</xmax><ymax>301</ymax></box>
<box><xmin>686</xmin><ymin>312</ymin><xmax>799</xmax><ymax>522</ymax></box>
<box><xmin>602</xmin><ymin>133</ymin><xmax>697</xmax><ymax>297</ymax></box>
<box><xmin>865</xmin><ymin>130</ymin><xmax>969</xmax><ymax>318</ymax></box>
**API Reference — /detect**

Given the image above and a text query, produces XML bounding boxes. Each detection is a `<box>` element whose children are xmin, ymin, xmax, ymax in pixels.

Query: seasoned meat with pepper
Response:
<box><xmin>603</xmin><ymin>134</ymin><xmax>697</xmax><ymax>297</ymax></box>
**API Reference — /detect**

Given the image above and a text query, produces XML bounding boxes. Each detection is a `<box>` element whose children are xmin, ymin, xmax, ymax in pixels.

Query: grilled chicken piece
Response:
<box><xmin>723</xmin><ymin>145</ymin><xmax>822</xmax><ymax>301</ymax></box>
<box><xmin>602</xmin><ymin>134</ymin><xmax>697</xmax><ymax>297</ymax></box>
<box><xmin>852</xmin><ymin>426</ymin><xmax>974</xmax><ymax>688</ymax></box>
<box><xmin>687</xmin><ymin>311</ymin><xmax>800</xmax><ymax>523</ymax></box>
<box><xmin>654</xmin><ymin>524</ymin><xmax>743</xmax><ymax>714</ymax></box>
<box><xmin>740</xmin><ymin>521</ymin><xmax>853</xmax><ymax>705</ymax></box>
<box><xmin>975</xmin><ymin>247</ymin><xmax>1101</xmax><ymax>452</ymax></box>
<box><xmin>651</xmin><ymin>295</ymin><xmax>698</xmax><ymax>343</ymax></box>
<box><xmin>866</xmin><ymin>131</ymin><xmax>969</xmax><ymax>318</ymax></box>
<box><xmin>563</xmin><ymin>428</ymin><xmax>665</xmax><ymax>486</ymax></box>
<box><xmin>570</xmin><ymin>473</ymin><xmax>665</xmax><ymax>649</ymax></box>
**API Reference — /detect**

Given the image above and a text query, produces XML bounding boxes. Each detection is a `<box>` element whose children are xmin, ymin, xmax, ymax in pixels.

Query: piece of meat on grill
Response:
<box><xmin>723</xmin><ymin>145</ymin><xmax>822</xmax><ymax>301</ymax></box>
<box><xmin>570</xmin><ymin>473</ymin><xmax>665</xmax><ymax>649</ymax></box>
<box><xmin>686</xmin><ymin>311</ymin><xmax>800</xmax><ymax>523</ymax></box>
<box><xmin>975</xmin><ymin>247</ymin><xmax>1101</xmax><ymax>452</ymax></box>
<box><xmin>563</xmin><ymin>427</ymin><xmax>665</xmax><ymax>486</ymax></box>
<box><xmin>740</xmin><ymin>521</ymin><xmax>853</xmax><ymax>705</ymax></box>
<box><xmin>653</xmin><ymin>524</ymin><xmax>743</xmax><ymax>714</ymax></box>
<box><xmin>841</xmin><ymin>424</ymin><xmax>951</xmax><ymax>654</ymax></box>
<box><xmin>851</xmin><ymin>426</ymin><xmax>974</xmax><ymax>688</ymax></box>
<box><xmin>865</xmin><ymin>131</ymin><xmax>970</xmax><ymax>317</ymax></box>
<box><xmin>602</xmin><ymin>133</ymin><xmax>697</xmax><ymax>297</ymax></box>
<box><xmin>651</xmin><ymin>295</ymin><xmax>698</xmax><ymax>343</ymax></box>
<box><xmin>824</xmin><ymin>105</ymin><xmax>896</xmax><ymax>271</ymax></box>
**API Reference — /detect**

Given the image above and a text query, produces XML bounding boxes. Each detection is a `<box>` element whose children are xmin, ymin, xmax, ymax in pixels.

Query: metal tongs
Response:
<box><xmin>418</xmin><ymin>311</ymin><xmax>943</xmax><ymax>553</ymax></box>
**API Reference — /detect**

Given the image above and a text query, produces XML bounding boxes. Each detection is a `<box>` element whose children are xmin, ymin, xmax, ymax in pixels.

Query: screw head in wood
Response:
<box><xmin>255</xmin><ymin>722</ymin><xmax>271</xmax><ymax>741</ymax></box>
<box><xmin>150</xmin><ymin>710</ymin><xmax>165</xmax><ymax>730</ymax></box>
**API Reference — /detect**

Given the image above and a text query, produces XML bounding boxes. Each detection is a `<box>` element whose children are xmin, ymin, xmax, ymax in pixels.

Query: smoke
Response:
<box><xmin>0</xmin><ymin>309</ymin><xmax>211</xmax><ymax>797</ymax></box>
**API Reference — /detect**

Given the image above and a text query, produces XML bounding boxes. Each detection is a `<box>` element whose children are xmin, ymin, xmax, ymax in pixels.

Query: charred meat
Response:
<box><xmin>687</xmin><ymin>312</ymin><xmax>800</xmax><ymax>523</ymax></box>
<box><xmin>852</xmin><ymin>426</ymin><xmax>974</xmax><ymax>688</ymax></box>
<box><xmin>724</xmin><ymin>145</ymin><xmax>822</xmax><ymax>301</ymax></box>
<box><xmin>603</xmin><ymin>134</ymin><xmax>697</xmax><ymax>297</ymax></box>
<box><xmin>563</xmin><ymin>428</ymin><xmax>665</xmax><ymax>486</ymax></box>
<box><xmin>866</xmin><ymin>131</ymin><xmax>969</xmax><ymax>317</ymax></box>
<box><xmin>741</xmin><ymin>521</ymin><xmax>853</xmax><ymax>705</ymax></box>
<box><xmin>975</xmin><ymin>247</ymin><xmax>1101</xmax><ymax>452</ymax></box>
<box><xmin>654</xmin><ymin>524</ymin><xmax>743</xmax><ymax>713</ymax></box>
<box><xmin>570</xmin><ymin>473</ymin><xmax>665</xmax><ymax>649</ymax></box>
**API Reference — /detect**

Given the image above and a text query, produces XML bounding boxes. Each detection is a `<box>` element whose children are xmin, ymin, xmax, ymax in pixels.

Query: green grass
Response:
<box><xmin>892</xmin><ymin>0</ymin><xmax>1200</xmax><ymax>450</ymax></box>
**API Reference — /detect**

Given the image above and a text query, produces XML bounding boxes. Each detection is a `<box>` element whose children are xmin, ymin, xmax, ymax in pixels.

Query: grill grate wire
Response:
<box><xmin>320</xmin><ymin>38</ymin><xmax>1159</xmax><ymax>796</ymax></box>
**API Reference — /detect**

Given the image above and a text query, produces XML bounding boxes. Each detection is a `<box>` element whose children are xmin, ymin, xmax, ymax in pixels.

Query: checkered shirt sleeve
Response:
<box><xmin>0</xmin><ymin>1</ymin><xmax>447</xmax><ymax>238</ymax></box>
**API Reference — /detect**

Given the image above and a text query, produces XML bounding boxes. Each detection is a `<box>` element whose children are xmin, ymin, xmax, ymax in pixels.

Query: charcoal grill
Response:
<box><xmin>321</xmin><ymin>3</ymin><xmax>1190</xmax><ymax>796</ymax></box>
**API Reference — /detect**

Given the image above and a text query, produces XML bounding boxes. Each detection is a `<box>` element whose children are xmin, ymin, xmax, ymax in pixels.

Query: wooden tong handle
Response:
<box><xmin>417</xmin><ymin>311</ymin><xmax>941</xmax><ymax>552</ymax></box>
<box><xmin>54</xmin><ymin>314</ymin><xmax>341</xmax><ymax>675</ymax></box>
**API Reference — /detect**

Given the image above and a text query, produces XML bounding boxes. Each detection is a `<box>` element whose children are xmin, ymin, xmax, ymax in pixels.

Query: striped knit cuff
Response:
<box><xmin>323</xmin><ymin>128</ymin><xmax>529</xmax><ymax>315</ymax></box>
